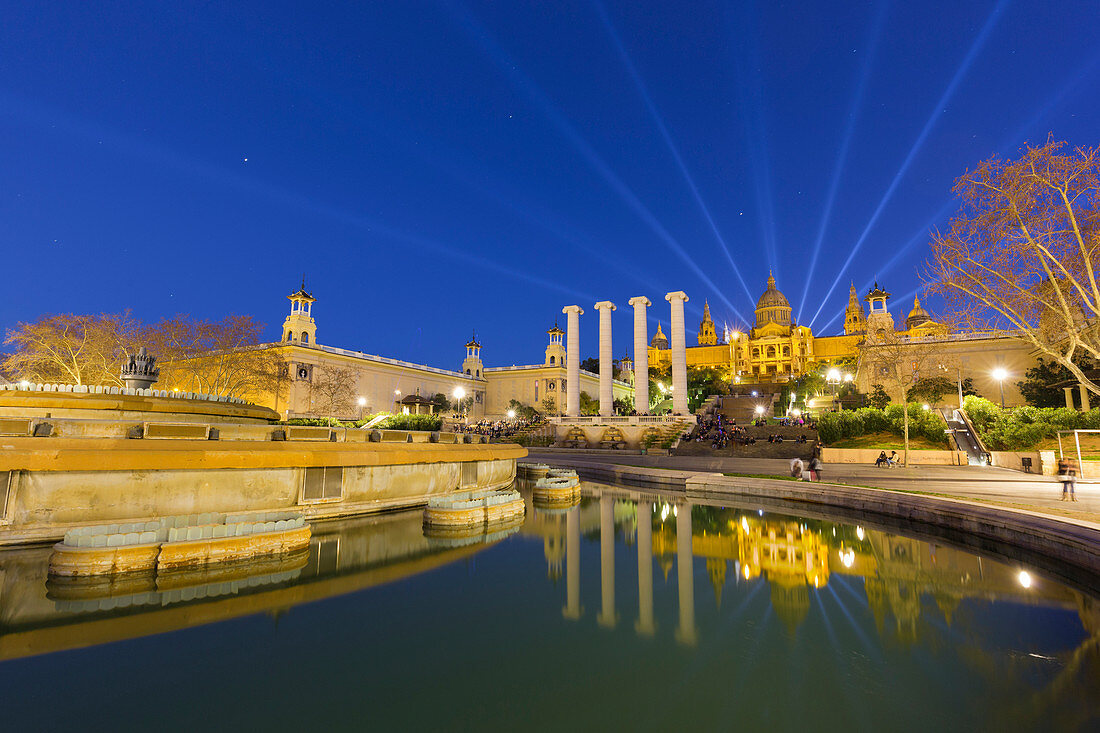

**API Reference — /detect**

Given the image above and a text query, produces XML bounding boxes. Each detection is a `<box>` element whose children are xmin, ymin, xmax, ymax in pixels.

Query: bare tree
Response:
<box><xmin>928</xmin><ymin>136</ymin><xmax>1100</xmax><ymax>394</ymax></box>
<box><xmin>309</xmin><ymin>364</ymin><xmax>357</xmax><ymax>418</ymax></box>
<box><xmin>858</xmin><ymin>330</ymin><xmax>950</xmax><ymax>467</ymax></box>
<box><xmin>150</xmin><ymin>314</ymin><xmax>279</xmax><ymax>399</ymax></box>
<box><xmin>2</xmin><ymin>312</ymin><xmax>140</xmax><ymax>386</ymax></box>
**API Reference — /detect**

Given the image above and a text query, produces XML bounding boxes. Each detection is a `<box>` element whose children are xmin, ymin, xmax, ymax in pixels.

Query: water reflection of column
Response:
<box><xmin>563</xmin><ymin>504</ymin><xmax>582</xmax><ymax>620</ymax></box>
<box><xmin>675</xmin><ymin>502</ymin><xmax>697</xmax><ymax>645</ymax></box>
<box><xmin>635</xmin><ymin>500</ymin><xmax>655</xmax><ymax>636</ymax></box>
<box><xmin>597</xmin><ymin>494</ymin><xmax>617</xmax><ymax>628</ymax></box>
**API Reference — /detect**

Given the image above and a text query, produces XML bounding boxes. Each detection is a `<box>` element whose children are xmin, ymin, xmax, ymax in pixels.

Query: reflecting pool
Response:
<box><xmin>1</xmin><ymin>482</ymin><xmax>1098</xmax><ymax>732</ymax></box>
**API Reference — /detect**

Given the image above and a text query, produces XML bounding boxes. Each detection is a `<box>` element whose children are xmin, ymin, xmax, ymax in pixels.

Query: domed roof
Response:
<box><xmin>755</xmin><ymin>272</ymin><xmax>791</xmax><ymax>311</ymax></box>
<box><xmin>907</xmin><ymin>296</ymin><xmax>928</xmax><ymax>320</ymax></box>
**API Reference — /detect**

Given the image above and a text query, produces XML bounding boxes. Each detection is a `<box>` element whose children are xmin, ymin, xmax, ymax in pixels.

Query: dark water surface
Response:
<box><xmin>0</xmin><ymin>482</ymin><xmax>1097</xmax><ymax>732</ymax></box>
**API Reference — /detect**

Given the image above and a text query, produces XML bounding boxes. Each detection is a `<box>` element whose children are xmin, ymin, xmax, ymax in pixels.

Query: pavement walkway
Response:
<box><xmin>526</xmin><ymin>450</ymin><xmax>1100</xmax><ymax>523</ymax></box>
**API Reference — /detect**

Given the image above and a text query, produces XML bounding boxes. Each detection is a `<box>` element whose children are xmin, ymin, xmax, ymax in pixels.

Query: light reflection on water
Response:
<box><xmin>0</xmin><ymin>481</ymin><xmax>1097</xmax><ymax>732</ymax></box>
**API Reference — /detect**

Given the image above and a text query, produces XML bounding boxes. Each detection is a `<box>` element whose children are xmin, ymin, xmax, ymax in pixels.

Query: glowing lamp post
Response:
<box><xmin>453</xmin><ymin>386</ymin><xmax>466</xmax><ymax>418</ymax></box>
<box><xmin>506</xmin><ymin>409</ymin><xmax>516</xmax><ymax>420</ymax></box>
<box><xmin>992</xmin><ymin>368</ymin><xmax>1007</xmax><ymax>408</ymax></box>
<box><xmin>357</xmin><ymin>396</ymin><xmax>366</xmax><ymax>420</ymax></box>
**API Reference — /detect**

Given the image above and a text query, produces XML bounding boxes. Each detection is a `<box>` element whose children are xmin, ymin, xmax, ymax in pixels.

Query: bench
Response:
<box><xmin>143</xmin><ymin>422</ymin><xmax>213</xmax><ymax>440</ymax></box>
<box><xmin>0</xmin><ymin>418</ymin><xmax>34</xmax><ymax>437</ymax></box>
<box><xmin>285</xmin><ymin>426</ymin><xmax>336</xmax><ymax>442</ymax></box>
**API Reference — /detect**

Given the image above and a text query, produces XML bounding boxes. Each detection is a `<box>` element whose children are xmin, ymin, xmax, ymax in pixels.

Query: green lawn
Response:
<box><xmin>828</xmin><ymin>431</ymin><xmax>950</xmax><ymax>451</ymax></box>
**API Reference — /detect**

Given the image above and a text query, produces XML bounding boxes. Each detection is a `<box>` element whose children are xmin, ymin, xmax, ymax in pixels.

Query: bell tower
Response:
<box><xmin>282</xmin><ymin>280</ymin><xmax>317</xmax><ymax>346</ymax></box>
<box><xmin>698</xmin><ymin>300</ymin><xmax>717</xmax><ymax>345</ymax></box>
<box><xmin>462</xmin><ymin>332</ymin><xmax>483</xmax><ymax>378</ymax></box>
<box><xmin>843</xmin><ymin>283</ymin><xmax>867</xmax><ymax>335</ymax></box>
<box><xmin>865</xmin><ymin>282</ymin><xmax>895</xmax><ymax>335</ymax></box>
<box><xmin>545</xmin><ymin>322</ymin><xmax>566</xmax><ymax>367</ymax></box>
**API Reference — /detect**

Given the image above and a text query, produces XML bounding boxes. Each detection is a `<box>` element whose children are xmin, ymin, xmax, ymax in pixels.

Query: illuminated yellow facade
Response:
<box><xmin>646</xmin><ymin>276</ymin><xmax>1039</xmax><ymax>403</ymax></box>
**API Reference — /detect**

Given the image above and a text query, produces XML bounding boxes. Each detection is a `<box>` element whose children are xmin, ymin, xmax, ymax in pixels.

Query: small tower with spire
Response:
<box><xmin>843</xmin><ymin>282</ymin><xmax>867</xmax><ymax>335</ymax></box>
<box><xmin>462</xmin><ymin>331</ymin><xmax>483</xmax><ymax>378</ymax></box>
<box><xmin>282</xmin><ymin>278</ymin><xmax>317</xmax><ymax>345</ymax></box>
<box><xmin>620</xmin><ymin>350</ymin><xmax>634</xmax><ymax>385</ymax></box>
<box><xmin>545</xmin><ymin>322</ymin><xmax>565</xmax><ymax>367</ymax></box>
<box><xmin>698</xmin><ymin>300</ymin><xmax>717</xmax><ymax>345</ymax></box>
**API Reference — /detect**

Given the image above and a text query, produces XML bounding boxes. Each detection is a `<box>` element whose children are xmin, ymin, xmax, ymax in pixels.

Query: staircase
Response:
<box><xmin>674</xmin><ymin>423</ymin><xmax>817</xmax><ymax>459</ymax></box>
<box><xmin>940</xmin><ymin>408</ymin><xmax>990</xmax><ymax>465</ymax></box>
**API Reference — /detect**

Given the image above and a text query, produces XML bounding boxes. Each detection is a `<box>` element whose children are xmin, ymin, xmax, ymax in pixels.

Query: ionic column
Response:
<box><xmin>628</xmin><ymin>297</ymin><xmax>651</xmax><ymax>414</ymax></box>
<box><xmin>597</xmin><ymin>493</ymin><xmax>617</xmax><ymax>628</ymax></box>
<box><xmin>675</xmin><ymin>502</ymin><xmax>697</xmax><ymax>646</ymax></box>
<box><xmin>1064</xmin><ymin>386</ymin><xmax>1076</xmax><ymax>410</ymax></box>
<box><xmin>665</xmin><ymin>291</ymin><xmax>690</xmax><ymax>415</ymax></box>
<box><xmin>636</xmin><ymin>500</ymin><xmax>655</xmax><ymax>636</ymax></box>
<box><xmin>562</xmin><ymin>305</ymin><xmax>584</xmax><ymax>417</ymax></box>
<box><xmin>563</xmin><ymin>504</ymin><xmax>582</xmax><ymax>620</ymax></box>
<box><xmin>594</xmin><ymin>301</ymin><xmax>616</xmax><ymax>417</ymax></box>
<box><xmin>1080</xmin><ymin>383</ymin><xmax>1090</xmax><ymax>411</ymax></box>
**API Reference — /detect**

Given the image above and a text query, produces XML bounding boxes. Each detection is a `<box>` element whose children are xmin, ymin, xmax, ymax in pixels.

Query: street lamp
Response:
<box><xmin>453</xmin><ymin>386</ymin><xmax>466</xmax><ymax>418</ymax></box>
<box><xmin>357</xmin><ymin>396</ymin><xmax>366</xmax><ymax>420</ymax></box>
<box><xmin>992</xmin><ymin>367</ymin><xmax>1008</xmax><ymax>408</ymax></box>
<box><xmin>506</xmin><ymin>409</ymin><xmax>516</xmax><ymax>419</ymax></box>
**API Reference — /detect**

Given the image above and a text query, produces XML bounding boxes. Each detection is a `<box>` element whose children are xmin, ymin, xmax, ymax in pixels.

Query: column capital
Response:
<box><xmin>562</xmin><ymin>305</ymin><xmax>584</xmax><ymax>316</ymax></box>
<box><xmin>594</xmin><ymin>301</ymin><xmax>616</xmax><ymax>311</ymax></box>
<box><xmin>665</xmin><ymin>291</ymin><xmax>689</xmax><ymax>303</ymax></box>
<box><xmin>628</xmin><ymin>296</ymin><xmax>651</xmax><ymax>307</ymax></box>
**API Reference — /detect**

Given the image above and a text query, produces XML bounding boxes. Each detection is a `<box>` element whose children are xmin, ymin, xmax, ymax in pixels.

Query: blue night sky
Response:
<box><xmin>2</xmin><ymin>1</ymin><xmax>1099</xmax><ymax>371</ymax></box>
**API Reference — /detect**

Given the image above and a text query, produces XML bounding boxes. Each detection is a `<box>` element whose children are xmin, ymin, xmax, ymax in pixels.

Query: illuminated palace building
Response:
<box><xmin>647</xmin><ymin>273</ymin><xmax>1038</xmax><ymax>405</ymax></box>
<box><xmin>259</xmin><ymin>285</ymin><xmax>630</xmax><ymax>419</ymax></box>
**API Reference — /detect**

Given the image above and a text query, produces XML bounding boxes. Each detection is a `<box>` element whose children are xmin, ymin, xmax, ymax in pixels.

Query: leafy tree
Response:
<box><xmin>928</xmin><ymin>137</ymin><xmax>1100</xmax><ymax>397</ymax></box>
<box><xmin>1015</xmin><ymin>356</ymin><xmax>1089</xmax><ymax>407</ymax></box>
<box><xmin>432</xmin><ymin>393</ymin><xmax>452</xmax><ymax>414</ymax></box>
<box><xmin>580</xmin><ymin>357</ymin><xmax>600</xmax><ymax>374</ymax></box>
<box><xmin>961</xmin><ymin>377</ymin><xmax>980</xmax><ymax>398</ymax></box>
<box><xmin>613</xmin><ymin>396</ymin><xmax>634</xmax><ymax>415</ymax></box>
<box><xmin>579</xmin><ymin>391</ymin><xmax>599</xmax><ymax>415</ymax></box>
<box><xmin>539</xmin><ymin>396</ymin><xmax>557</xmax><ymax>416</ymax></box>
<box><xmin>868</xmin><ymin>384</ymin><xmax>891</xmax><ymax>410</ymax></box>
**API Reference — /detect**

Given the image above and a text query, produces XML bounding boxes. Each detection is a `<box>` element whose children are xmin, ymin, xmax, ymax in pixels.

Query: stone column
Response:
<box><xmin>563</xmin><ymin>503</ymin><xmax>581</xmax><ymax>620</ymax></box>
<box><xmin>635</xmin><ymin>500</ymin><xmax>655</xmax><ymax>636</ymax></box>
<box><xmin>1080</xmin><ymin>383</ymin><xmax>1091</xmax><ymax>412</ymax></box>
<box><xmin>628</xmin><ymin>297</ymin><xmax>651</xmax><ymax>414</ymax></box>
<box><xmin>675</xmin><ymin>502</ymin><xmax>696</xmax><ymax>646</ymax></box>
<box><xmin>1065</xmin><ymin>386</ymin><xmax>1076</xmax><ymax>410</ymax></box>
<box><xmin>597</xmin><ymin>493</ymin><xmax>617</xmax><ymax>628</ymax></box>
<box><xmin>562</xmin><ymin>305</ymin><xmax>584</xmax><ymax>417</ymax></box>
<box><xmin>594</xmin><ymin>301</ymin><xmax>616</xmax><ymax>417</ymax></box>
<box><xmin>665</xmin><ymin>291</ymin><xmax>690</xmax><ymax>415</ymax></box>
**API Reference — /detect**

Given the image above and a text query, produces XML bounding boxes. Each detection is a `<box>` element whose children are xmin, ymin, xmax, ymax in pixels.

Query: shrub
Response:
<box><xmin>816</xmin><ymin>405</ymin><xmax>947</xmax><ymax>446</ymax></box>
<box><xmin>380</xmin><ymin>413</ymin><xmax>442</xmax><ymax>431</ymax></box>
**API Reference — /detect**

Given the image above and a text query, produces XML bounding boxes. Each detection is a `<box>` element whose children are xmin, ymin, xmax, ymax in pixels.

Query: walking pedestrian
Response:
<box><xmin>1058</xmin><ymin>456</ymin><xmax>1079</xmax><ymax>501</ymax></box>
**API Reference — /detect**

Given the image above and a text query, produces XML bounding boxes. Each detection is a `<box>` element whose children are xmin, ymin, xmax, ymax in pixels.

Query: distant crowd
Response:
<box><xmin>454</xmin><ymin>418</ymin><xmax>535</xmax><ymax>440</ymax></box>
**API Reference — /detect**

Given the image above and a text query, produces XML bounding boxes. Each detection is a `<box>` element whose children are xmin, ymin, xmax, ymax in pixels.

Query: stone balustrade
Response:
<box><xmin>0</xmin><ymin>381</ymin><xmax>249</xmax><ymax>405</ymax></box>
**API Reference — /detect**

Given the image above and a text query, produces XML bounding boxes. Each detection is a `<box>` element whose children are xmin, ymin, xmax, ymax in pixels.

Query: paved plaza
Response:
<box><xmin>528</xmin><ymin>450</ymin><xmax>1100</xmax><ymax>524</ymax></box>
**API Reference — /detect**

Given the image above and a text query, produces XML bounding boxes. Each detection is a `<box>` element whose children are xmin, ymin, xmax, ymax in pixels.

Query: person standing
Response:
<box><xmin>1058</xmin><ymin>456</ymin><xmax>1079</xmax><ymax>501</ymax></box>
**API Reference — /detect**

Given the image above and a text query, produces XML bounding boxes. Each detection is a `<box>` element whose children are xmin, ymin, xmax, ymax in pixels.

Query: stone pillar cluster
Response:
<box><xmin>665</xmin><ymin>291</ymin><xmax>690</xmax><ymax>415</ymax></box>
<box><xmin>562</xmin><ymin>305</ymin><xmax>584</xmax><ymax>417</ymax></box>
<box><xmin>560</xmin><ymin>291</ymin><xmax>691</xmax><ymax>417</ymax></box>
<box><xmin>595</xmin><ymin>301</ymin><xmax>616</xmax><ymax>417</ymax></box>
<box><xmin>628</xmin><ymin>297</ymin><xmax>650</xmax><ymax>416</ymax></box>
